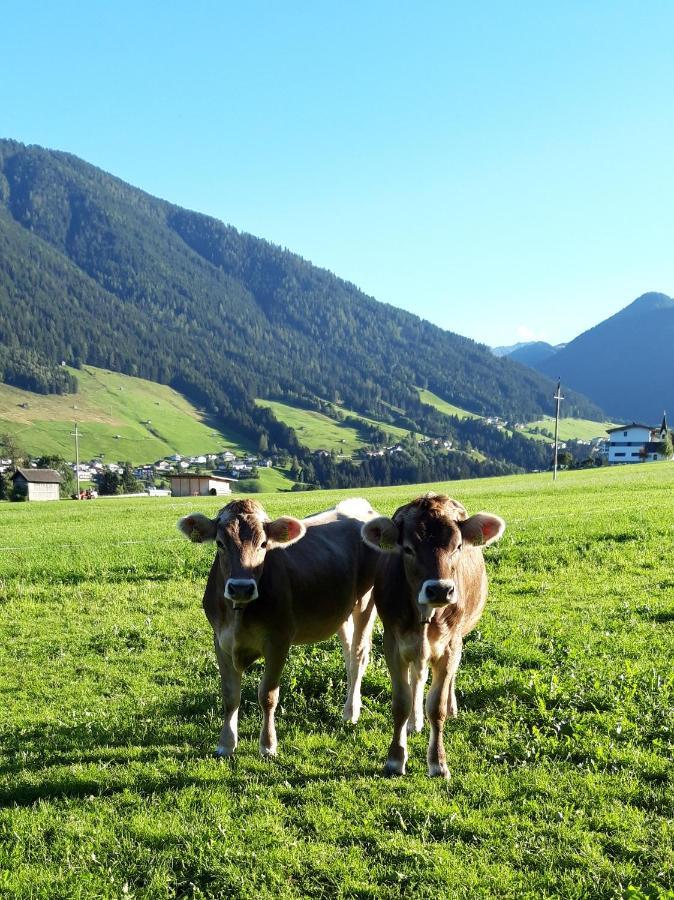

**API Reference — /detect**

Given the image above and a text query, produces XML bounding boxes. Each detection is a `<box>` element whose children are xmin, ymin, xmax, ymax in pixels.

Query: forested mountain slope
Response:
<box><xmin>537</xmin><ymin>293</ymin><xmax>674</xmax><ymax>422</ymax></box>
<box><xmin>0</xmin><ymin>139</ymin><xmax>602</xmax><ymax>464</ymax></box>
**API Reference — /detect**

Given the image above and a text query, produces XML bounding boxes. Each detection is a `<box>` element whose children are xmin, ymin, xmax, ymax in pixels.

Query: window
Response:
<box><xmin>615</xmin><ymin>452</ymin><xmax>626</xmax><ymax>457</ymax></box>
<box><xmin>624</xmin><ymin>431</ymin><xmax>628</xmax><ymax>436</ymax></box>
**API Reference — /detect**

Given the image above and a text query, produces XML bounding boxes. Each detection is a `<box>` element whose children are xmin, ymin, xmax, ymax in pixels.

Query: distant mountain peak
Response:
<box><xmin>618</xmin><ymin>292</ymin><xmax>674</xmax><ymax>318</ymax></box>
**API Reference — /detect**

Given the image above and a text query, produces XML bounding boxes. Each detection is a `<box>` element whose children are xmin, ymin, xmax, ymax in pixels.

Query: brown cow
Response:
<box><xmin>178</xmin><ymin>497</ymin><xmax>380</xmax><ymax>758</ymax></box>
<box><xmin>362</xmin><ymin>493</ymin><xmax>505</xmax><ymax>778</ymax></box>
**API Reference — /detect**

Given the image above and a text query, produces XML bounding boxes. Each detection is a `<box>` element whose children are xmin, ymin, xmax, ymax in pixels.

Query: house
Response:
<box><xmin>170</xmin><ymin>473</ymin><xmax>236</xmax><ymax>497</ymax></box>
<box><xmin>607</xmin><ymin>414</ymin><xmax>672</xmax><ymax>464</ymax></box>
<box><xmin>11</xmin><ymin>467</ymin><xmax>62</xmax><ymax>501</ymax></box>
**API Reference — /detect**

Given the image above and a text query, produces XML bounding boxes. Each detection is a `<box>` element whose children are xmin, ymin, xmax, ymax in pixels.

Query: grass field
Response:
<box><xmin>417</xmin><ymin>387</ymin><xmax>480</xmax><ymax>420</ymax></box>
<box><xmin>254</xmin><ymin>399</ymin><xmax>411</xmax><ymax>454</ymax></box>
<box><xmin>0</xmin><ymin>366</ymin><xmax>250</xmax><ymax>464</ymax></box>
<box><xmin>418</xmin><ymin>387</ymin><xmax>615</xmax><ymax>445</ymax></box>
<box><xmin>520</xmin><ymin>416</ymin><xmax>616</xmax><ymax>443</ymax></box>
<box><xmin>1</xmin><ymin>465</ymin><xmax>673</xmax><ymax>898</ymax></box>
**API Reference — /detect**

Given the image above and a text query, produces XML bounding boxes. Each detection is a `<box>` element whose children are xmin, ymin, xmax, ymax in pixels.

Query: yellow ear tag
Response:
<box><xmin>380</xmin><ymin>533</ymin><xmax>396</xmax><ymax>550</ymax></box>
<box><xmin>190</xmin><ymin>528</ymin><xmax>202</xmax><ymax>543</ymax></box>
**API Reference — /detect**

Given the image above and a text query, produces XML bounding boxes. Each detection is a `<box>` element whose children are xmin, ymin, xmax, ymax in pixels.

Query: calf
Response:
<box><xmin>178</xmin><ymin>497</ymin><xmax>380</xmax><ymax>758</ymax></box>
<box><xmin>362</xmin><ymin>493</ymin><xmax>505</xmax><ymax>778</ymax></box>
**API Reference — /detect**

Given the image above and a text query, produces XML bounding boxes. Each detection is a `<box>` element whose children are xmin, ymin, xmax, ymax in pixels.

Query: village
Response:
<box><xmin>2</xmin><ymin>414</ymin><xmax>671</xmax><ymax>501</ymax></box>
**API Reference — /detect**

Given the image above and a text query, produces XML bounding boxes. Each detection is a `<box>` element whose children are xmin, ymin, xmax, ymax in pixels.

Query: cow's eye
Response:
<box><xmin>403</xmin><ymin>546</ymin><xmax>414</xmax><ymax>556</ymax></box>
<box><xmin>216</xmin><ymin>539</ymin><xmax>225</xmax><ymax>550</ymax></box>
<box><xmin>260</xmin><ymin>540</ymin><xmax>268</xmax><ymax>550</ymax></box>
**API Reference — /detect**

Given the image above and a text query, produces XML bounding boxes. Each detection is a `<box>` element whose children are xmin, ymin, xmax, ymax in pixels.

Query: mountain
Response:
<box><xmin>0</xmin><ymin>139</ymin><xmax>603</xmax><ymax>476</ymax></box>
<box><xmin>507</xmin><ymin>342</ymin><xmax>563</xmax><ymax>368</ymax></box>
<box><xmin>536</xmin><ymin>293</ymin><xmax>674</xmax><ymax>423</ymax></box>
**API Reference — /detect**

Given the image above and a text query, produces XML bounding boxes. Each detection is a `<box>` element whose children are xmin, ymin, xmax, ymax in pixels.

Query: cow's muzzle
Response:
<box><xmin>225</xmin><ymin>578</ymin><xmax>259</xmax><ymax>608</ymax></box>
<box><xmin>419</xmin><ymin>579</ymin><xmax>456</xmax><ymax>607</ymax></box>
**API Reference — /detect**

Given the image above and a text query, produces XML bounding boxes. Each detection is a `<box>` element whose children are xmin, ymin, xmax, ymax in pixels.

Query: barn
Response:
<box><xmin>11</xmin><ymin>467</ymin><xmax>62</xmax><ymax>501</ymax></box>
<box><xmin>169</xmin><ymin>473</ymin><xmax>235</xmax><ymax>497</ymax></box>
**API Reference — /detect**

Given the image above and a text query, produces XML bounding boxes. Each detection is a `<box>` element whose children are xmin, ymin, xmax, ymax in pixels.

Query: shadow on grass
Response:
<box><xmin>640</xmin><ymin>609</ymin><xmax>674</xmax><ymax>624</ymax></box>
<box><xmin>0</xmin><ymin>673</ymin><xmax>388</xmax><ymax>807</ymax></box>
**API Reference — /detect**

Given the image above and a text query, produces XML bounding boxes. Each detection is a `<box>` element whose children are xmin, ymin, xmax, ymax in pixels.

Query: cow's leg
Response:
<box><xmin>343</xmin><ymin>592</ymin><xmax>376</xmax><ymax>724</ymax></box>
<box><xmin>408</xmin><ymin>660</ymin><xmax>428</xmax><ymax>734</ymax></box>
<box><xmin>258</xmin><ymin>644</ymin><xmax>289</xmax><ymax>757</ymax></box>
<box><xmin>446</xmin><ymin>637</ymin><xmax>463</xmax><ymax>719</ymax></box>
<box><xmin>426</xmin><ymin>649</ymin><xmax>452</xmax><ymax>778</ymax></box>
<box><xmin>214</xmin><ymin>637</ymin><xmax>242</xmax><ymax>758</ymax></box>
<box><xmin>383</xmin><ymin>629</ymin><xmax>412</xmax><ymax>776</ymax></box>
<box><xmin>337</xmin><ymin>616</ymin><xmax>354</xmax><ymax>720</ymax></box>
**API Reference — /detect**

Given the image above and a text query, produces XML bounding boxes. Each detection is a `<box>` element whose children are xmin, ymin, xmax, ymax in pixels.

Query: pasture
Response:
<box><xmin>1</xmin><ymin>465</ymin><xmax>673</xmax><ymax>898</ymax></box>
<box><xmin>0</xmin><ymin>366</ymin><xmax>250</xmax><ymax>465</ymax></box>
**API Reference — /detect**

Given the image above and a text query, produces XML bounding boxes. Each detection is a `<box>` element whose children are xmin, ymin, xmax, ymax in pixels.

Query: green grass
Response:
<box><xmin>0</xmin><ymin>366</ymin><xmax>250</xmax><ymax>464</ymax></box>
<box><xmin>417</xmin><ymin>387</ymin><xmax>481</xmax><ymax>420</ymax></box>
<box><xmin>1</xmin><ymin>464</ymin><xmax>673</xmax><ymax>898</ymax></box>
<box><xmin>255</xmin><ymin>398</ymin><xmax>411</xmax><ymax>454</ymax></box>
<box><xmin>519</xmin><ymin>416</ymin><xmax>616</xmax><ymax>443</ymax></box>
<box><xmin>417</xmin><ymin>387</ymin><xmax>614</xmax><ymax>446</ymax></box>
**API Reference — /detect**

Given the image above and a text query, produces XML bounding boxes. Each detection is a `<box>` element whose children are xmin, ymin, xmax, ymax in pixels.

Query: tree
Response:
<box><xmin>258</xmin><ymin>433</ymin><xmax>269</xmax><ymax>453</ymax></box>
<box><xmin>0</xmin><ymin>470</ymin><xmax>9</xmax><ymax>500</ymax></box>
<box><xmin>99</xmin><ymin>470</ymin><xmax>121</xmax><ymax>495</ymax></box>
<box><xmin>0</xmin><ymin>433</ymin><xmax>26</xmax><ymax>465</ymax></box>
<box><xmin>120</xmin><ymin>462</ymin><xmax>140</xmax><ymax>494</ymax></box>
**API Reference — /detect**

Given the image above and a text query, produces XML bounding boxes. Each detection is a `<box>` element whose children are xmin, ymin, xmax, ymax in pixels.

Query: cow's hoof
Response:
<box><xmin>214</xmin><ymin>745</ymin><xmax>235</xmax><ymax>759</ymax></box>
<box><xmin>342</xmin><ymin>706</ymin><xmax>361</xmax><ymax>725</ymax></box>
<box><xmin>428</xmin><ymin>762</ymin><xmax>450</xmax><ymax>779</ymax></box>
<box><xmin>384</xmin><ymin>759</ymin><xmax>406</xmax><ymax>777</ymax></box>
<box><xmin>259</xmin><ymin>745</ymin><xmax>278</xmax><ymax>759</ymax></box>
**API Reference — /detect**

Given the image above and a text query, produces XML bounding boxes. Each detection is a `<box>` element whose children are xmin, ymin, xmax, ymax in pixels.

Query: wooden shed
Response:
<box><xmin>170</xmin><ymin>473</ymin><xmax>235</xmax><ymax>497</ymax></box>
<box><xmin>12</xmin><ymin>467</ymin><xmax>62</xmax><ymax>501</ymax></box>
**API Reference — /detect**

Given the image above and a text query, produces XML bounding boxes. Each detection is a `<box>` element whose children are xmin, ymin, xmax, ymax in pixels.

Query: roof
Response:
<box><xmin>12</xmin><ymin>467</ymin><xmax>63</xmax><ymax>484</ymax></box>
<box><xmin>169</xmin><ymin>473</ymin><xmax>236</xmax><ymax>482</ymax></box>
<box><xmin>606</xmin><ymin>423</ymin><xmax>653</xmax><ymax>434</ymax></box>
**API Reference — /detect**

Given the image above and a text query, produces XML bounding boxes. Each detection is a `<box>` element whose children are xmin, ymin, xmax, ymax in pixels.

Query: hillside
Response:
<box><xmin>0</xmin><ymin>365</ymin><xmax>250</xmax><ymax>465</ymax></box>
<box><xmin>0</xmin><ymin>139</ymin><xmax>603</xmax><ymax>474</ymax></box>
<box><xmin>532</xmin><ymin>292</ymin><xmax>674</xmax><ymax>423</ymax></box>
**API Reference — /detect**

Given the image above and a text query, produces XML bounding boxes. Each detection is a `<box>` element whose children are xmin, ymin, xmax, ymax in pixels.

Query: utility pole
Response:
<box><xmin>552</xmin><ymin>380</ymin><xmax>564</xmax><ymax>482</ymax></box>
<box><xmin>71</xmin><ymin>423</ymin><xmax>82</xmax><ymax>498</ymax></box>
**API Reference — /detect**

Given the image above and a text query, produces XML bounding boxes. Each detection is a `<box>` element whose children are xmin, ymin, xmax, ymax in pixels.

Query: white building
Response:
<box><xmin>607</xmin><ymin>415</ymin><xmax>671</xmax><ymax>464</ymax></box>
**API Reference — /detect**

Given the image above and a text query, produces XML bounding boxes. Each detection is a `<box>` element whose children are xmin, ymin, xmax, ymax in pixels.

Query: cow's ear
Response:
<box><xmin>264</xmin><ymin>516</ymin><xmax>306</xmax><ymax>548</ymax></box>
<box><xmin>361</xmin><ymin>516</ymin><xmax>400</xmax><ymax>552</ymax></box>
<box><xmin>177</xmin><ymin>513</ymin><xmax>218</xmax><ymax>543</ymax></box>
<box><xmin>459</xmin><ymin>513</ymin><xmax>505</xmax><ymax>547</ymax></box>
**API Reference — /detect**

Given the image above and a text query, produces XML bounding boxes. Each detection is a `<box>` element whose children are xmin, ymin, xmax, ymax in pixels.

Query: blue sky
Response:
<box><xmin>2</xmin><ymin>1</ymin><xmax>673</xmax><ymax>347</ymax></box>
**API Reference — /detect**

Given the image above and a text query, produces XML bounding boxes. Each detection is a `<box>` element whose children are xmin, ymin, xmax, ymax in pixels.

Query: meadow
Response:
<box><xmin>0</xmin><ymin>366</ymin><xmax>250</xmax><ymax>464</ymax></box>
<box><xmin>0</xmin><ymin>465</ymin><xmax>672</xmax><ymax>898</ymax></box>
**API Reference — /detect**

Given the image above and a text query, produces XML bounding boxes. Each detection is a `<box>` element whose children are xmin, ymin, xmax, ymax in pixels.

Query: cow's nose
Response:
<box><xmin>421</xmin><ymin>580</ymin><xmax>456</xmax><ymax>605</ymax></box>
<box><xmin>225</xmin><ymin>579</ymin><xmax>258</xmax><ymax>603</ymax></box>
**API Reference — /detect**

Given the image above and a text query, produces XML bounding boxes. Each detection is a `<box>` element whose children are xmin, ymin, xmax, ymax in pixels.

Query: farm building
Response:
<box><xmin>606</xmin><ymin>414</ymin><xmax>672</xmax><ymax>464</ymax></box>
<box><xmin>11</xmin><ymin>467</ymin><xmax>62</xmax><ymax>501</ymax></box>
<box><xmin>169</xmin><ymin>473</ymin><xmax>235</xmax><ymax>497</ymax></box>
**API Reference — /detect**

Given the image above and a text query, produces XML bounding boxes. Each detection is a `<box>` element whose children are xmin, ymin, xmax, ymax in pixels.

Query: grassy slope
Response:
<box><xmin>0</xmin><ymin>366</ymin><xmax>251</xmax><ymax>465</ymax></box>
<box><xmin>419</xmin><ymin>387</ymin><xmax>615</xmax><ymax>443</ymax></box>
<box><xmin>417</xmin><ymin>387</ymin><xmax>481</xmax><ymax>419</ymax></box>
<box><xmin>1</xmin><ymin>464</ymin><xmax>673</xmax><ymax>898</ymax></box>
<box><xmin>520</xmin><ymin>415</ymin><xmax>616</xmax><ymax>442</ymax></box>
<box><xmin>254</xmin><ymin>398</ymin><xmax>410</xmax><ymax>454</ymax></box>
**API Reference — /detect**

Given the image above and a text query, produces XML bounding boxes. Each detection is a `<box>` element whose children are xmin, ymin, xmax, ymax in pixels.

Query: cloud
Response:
<box><xmin>515</xmin><ymin>324</ymin><xmax>548</xmax><ymax>342</ymax></box>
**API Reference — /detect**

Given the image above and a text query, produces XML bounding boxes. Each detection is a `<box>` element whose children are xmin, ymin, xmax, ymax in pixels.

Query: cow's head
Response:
<box><xmin>362</xmin><ymin>493</ymin><xmax>505</xmax><ymax>622</ymax></box>
<box><xmin>178</xmin><ymin>499</ymin><xmax>305</xmax><ymax>609</ymax></box>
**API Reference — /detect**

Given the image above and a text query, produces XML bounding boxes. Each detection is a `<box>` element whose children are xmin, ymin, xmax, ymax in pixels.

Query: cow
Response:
<box><xmin>361</xmin><ymin>493</ymin><xmax>505</xmax><ymax>778</ymax></box>
<box><xmin>178</xmin><ymin>497</ymin><xmax>381</xmax><ymax>758</ymax></box>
